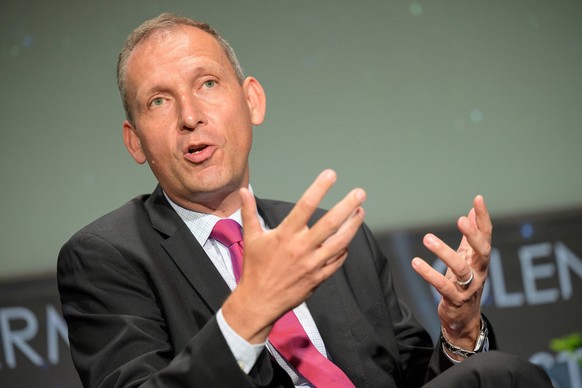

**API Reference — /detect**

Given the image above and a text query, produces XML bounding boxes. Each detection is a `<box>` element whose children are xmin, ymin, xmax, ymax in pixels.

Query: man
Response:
<box><xmin>58</xmin><ymin>13</ymin><xmax>552</xmax><ymax>387</ymax></box>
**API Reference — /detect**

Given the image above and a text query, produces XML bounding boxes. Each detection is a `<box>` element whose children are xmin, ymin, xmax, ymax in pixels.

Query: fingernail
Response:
<box><xmin>322</xmin><ymin>169</ymin><xmax>336</xmax><ymax>182</ymax></box>
<box><xmin>425</xmin><ymin>234</ymin><xmax>437</xmax><ymax>246</ymax></box>
<box><xmin>355</xmin><ymin>188</ymin><xmax>366</xmax><ymax>201</ymax></box>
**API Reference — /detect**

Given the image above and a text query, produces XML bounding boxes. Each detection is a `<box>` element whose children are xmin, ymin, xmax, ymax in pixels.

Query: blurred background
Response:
<box><xmin>1</xmin><ymin>1</ymin><xmax>581</xmax><ymax>387</ymax></box>
<box><xmin>2</xmin><ymin>0</ymin><xmax>581</xmax><ymax>278</ymax></box>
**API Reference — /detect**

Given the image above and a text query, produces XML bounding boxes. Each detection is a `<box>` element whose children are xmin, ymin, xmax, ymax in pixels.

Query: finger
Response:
<box><xmin>411</xmin><ymin>257</ymin><xmax>456</xmax><ymax>298</ymax></box>
<box><xmin>423</xmin><ymin>234</ymin><xmax>472</xmax><ymax>282</ymax></box>
<box><xmin>318</xmin><ymin>206</ymin><xmax>365</xmax><ymax>258</ymax></box>
<box><xmin>474</xmin><ymin>195</ymin><xmax>492</xmax><ymax>236</ymax></box>
<box><xmin>240</xmin><ymin>188</ymin><xmax>262</xmax><ymax>240</ymax></box>
<box><xmin>319</xmin><ymin>250</ymin><xmax>349</xmax><ymax>280</ymax></box>
<box><xmin>309</xmin><ymin>187</ymin><xmax>366</xmax><ymax>243</ymax></box>
<box><xmin>459</xmin><ymin>196</ymin><xmax>492</xmax><ymax>248</ymax></box>
<box><xmin>280</xmin><ymin>169</ymin><xmax>337</xmax><ymax>232</ymax></box>
<box><xmin>457</xmin><ymin>211</ymin><xmax>490</xmax><ymax>259</ymax></box>
<box><xmin>325</xmin><ymin>249</ymin><xmax>348</xmax><ymax>266</ymax></box>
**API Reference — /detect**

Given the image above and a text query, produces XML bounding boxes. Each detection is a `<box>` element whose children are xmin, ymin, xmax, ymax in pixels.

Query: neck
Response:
<box><xmin>164</xmin><ymin>186</ymin><xmax>248</xmax><ymax>218</ymax></box>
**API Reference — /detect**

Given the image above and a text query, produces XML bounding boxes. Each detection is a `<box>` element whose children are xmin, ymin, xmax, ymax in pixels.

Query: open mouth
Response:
<box><xmin>184</xmin><ymin>143</ymin><xmax>214</xmax><ymax>163</ymax></box>
<box><xmin>188</xmin><ymin>145</ymin><xmax>207</xmax><ymax>154</ymax></box>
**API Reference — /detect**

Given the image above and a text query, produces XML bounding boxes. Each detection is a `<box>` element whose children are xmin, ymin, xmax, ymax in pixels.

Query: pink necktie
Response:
<box><xmin>211</xmin><ymin>219</ymin><xmax>354</xmax><ymax>387</ymax></box>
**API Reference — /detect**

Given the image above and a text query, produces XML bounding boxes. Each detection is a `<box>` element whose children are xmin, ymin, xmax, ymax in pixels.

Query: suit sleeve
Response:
<box><xmin>355</xmin><ymin>225</ymin><xmax>436</xmax><ymax>386</ymax></box>
<box><xmin>57</xmin><ymin>232</ymin><xmax>288</xmax><ymax>388</ymax></box>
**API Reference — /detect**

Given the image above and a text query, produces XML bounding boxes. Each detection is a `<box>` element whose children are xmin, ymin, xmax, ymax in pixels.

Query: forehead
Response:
<box><xmin>124</xmin><ymin>25</ymin><xmax>231</xmax><ymax>91</ymax></box>
<box><xmin>134</xmin><ymin>25</ymin><xmax>223</xmax><ymax>58</ymax></box>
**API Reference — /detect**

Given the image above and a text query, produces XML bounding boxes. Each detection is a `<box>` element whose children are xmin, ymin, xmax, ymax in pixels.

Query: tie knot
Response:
<box><xmin>210</xmin><ymin>219</ymin><xmax>243</xmax><ymax>247</ymax></box>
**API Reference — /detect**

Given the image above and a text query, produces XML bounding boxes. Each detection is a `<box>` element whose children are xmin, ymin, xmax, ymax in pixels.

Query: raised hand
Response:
<box><xmin>411</xmin><ymin>195</ymin><xmax>492</xmax><ymax>353</ymax></box>
<box><xmin>222</xmin><ymin>169</ymin><xmax>366</xmax><ymax>343</ymax></box>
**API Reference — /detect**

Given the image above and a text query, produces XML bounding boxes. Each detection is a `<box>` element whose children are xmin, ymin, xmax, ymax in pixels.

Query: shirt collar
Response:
<box><xmin>162</xmin><ymin>189</ymin><xmax>248</xmax><ymax>247</ymax></box>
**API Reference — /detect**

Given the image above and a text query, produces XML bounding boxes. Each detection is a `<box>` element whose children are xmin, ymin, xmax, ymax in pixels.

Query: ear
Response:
<box><xmin>242</xmin><ymin>77</ymin><xmax>266</xmax><ymax>126</ymax></box>
<box><xmin>123</xmin><ymin>120</ymin><xmax>147</xmax><ymax>164</ymax></box>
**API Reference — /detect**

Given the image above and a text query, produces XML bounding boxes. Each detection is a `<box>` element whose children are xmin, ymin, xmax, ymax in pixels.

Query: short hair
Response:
<box><xmin>117</xmin><ymin>13</ymin><xmax>245</xmax><ymax>124</ymax></box>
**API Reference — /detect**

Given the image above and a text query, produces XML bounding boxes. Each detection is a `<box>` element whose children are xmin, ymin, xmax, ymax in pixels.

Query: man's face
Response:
<box><xmin>122</xmin><ymin>26</ymin><xmax>265</xmax><ymax>214</ymax></box>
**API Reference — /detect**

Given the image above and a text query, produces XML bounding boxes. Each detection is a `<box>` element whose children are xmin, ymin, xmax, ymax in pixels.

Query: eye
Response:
<box><xmin>150</xmin><ymin>97</ymin><xmax>164</xmax><ymax>107</ymax></box>
<box><xmin>203</xmin><ymin>80</ymin><xmax>216</xmax><ymax>89</ymax></box>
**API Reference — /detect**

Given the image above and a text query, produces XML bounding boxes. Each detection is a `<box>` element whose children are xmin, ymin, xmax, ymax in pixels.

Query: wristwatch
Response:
<box><xmin>441</xmin><ymin>315</ymin><xmax>488</xmax><ymax>361</ymax></box>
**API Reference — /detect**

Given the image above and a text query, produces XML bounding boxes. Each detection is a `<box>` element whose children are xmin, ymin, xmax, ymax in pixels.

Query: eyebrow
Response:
<box><xmin>144</xmin><ymin>61</ymin><xmax>225</xmax><ymax>93</ymax></box>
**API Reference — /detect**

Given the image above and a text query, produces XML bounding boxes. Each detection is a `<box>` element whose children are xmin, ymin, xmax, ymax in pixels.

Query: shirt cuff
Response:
<box><xmin>216</xmin><ymin>308</ymin><xmax>265</xmax><ymax>373</ymax></box>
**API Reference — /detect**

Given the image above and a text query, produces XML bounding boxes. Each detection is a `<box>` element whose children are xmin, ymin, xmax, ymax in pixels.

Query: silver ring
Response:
<box><xmin>456</xmin><ymin>269</ymin><xmax>474</xmax><ymax>289</ymax></box>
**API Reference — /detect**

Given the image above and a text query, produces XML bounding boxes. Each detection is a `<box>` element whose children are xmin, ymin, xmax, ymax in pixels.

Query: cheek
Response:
<box><xmin>138</xmin><ymin>132</ymin><xmax>173</xmax><ymax>163</ymax></box>
<box><xmin>223</xmin><ymin>127</ymin><xmax>252</xmax><ymax>168</ymax></box>
<box><xmin>231</xmin><ymin>124</ymin><xmax>253</xmax><ymax>152</ymax></box>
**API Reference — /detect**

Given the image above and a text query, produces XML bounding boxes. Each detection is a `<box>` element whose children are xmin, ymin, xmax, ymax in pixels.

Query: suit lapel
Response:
<box><xmin>306</xmin><ymin>268</ymin><xmax>368</xmax><ymax>385</ymax></box>
<box><xmin>143</xmin><ymin>192</ymin><xmax>362</xmax><ymax>373</ymax></box>
<box><xmin>144</xmin><ymin>186</ymin><xmax>231</xmax><ymax>313</ymax></box>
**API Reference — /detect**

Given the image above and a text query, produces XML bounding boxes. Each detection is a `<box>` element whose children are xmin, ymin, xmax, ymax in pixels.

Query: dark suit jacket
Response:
<box><xmin>58</xmin><ymin>186</ymin><xmax>461</xmax><ymax>387</ymax></box>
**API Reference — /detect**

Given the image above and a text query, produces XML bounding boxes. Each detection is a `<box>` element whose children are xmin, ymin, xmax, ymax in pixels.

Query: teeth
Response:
<box><xmin>188</xmin><ymin>145</ymin><xmax>207</xmax><ymax>154</ymax></box>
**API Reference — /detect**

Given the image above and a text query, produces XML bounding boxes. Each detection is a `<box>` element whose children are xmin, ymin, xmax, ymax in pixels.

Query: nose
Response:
<box><xmin>178</xmin><ymin>94</ymin><xmax>206</xmax><ymax>131</ymax></box>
